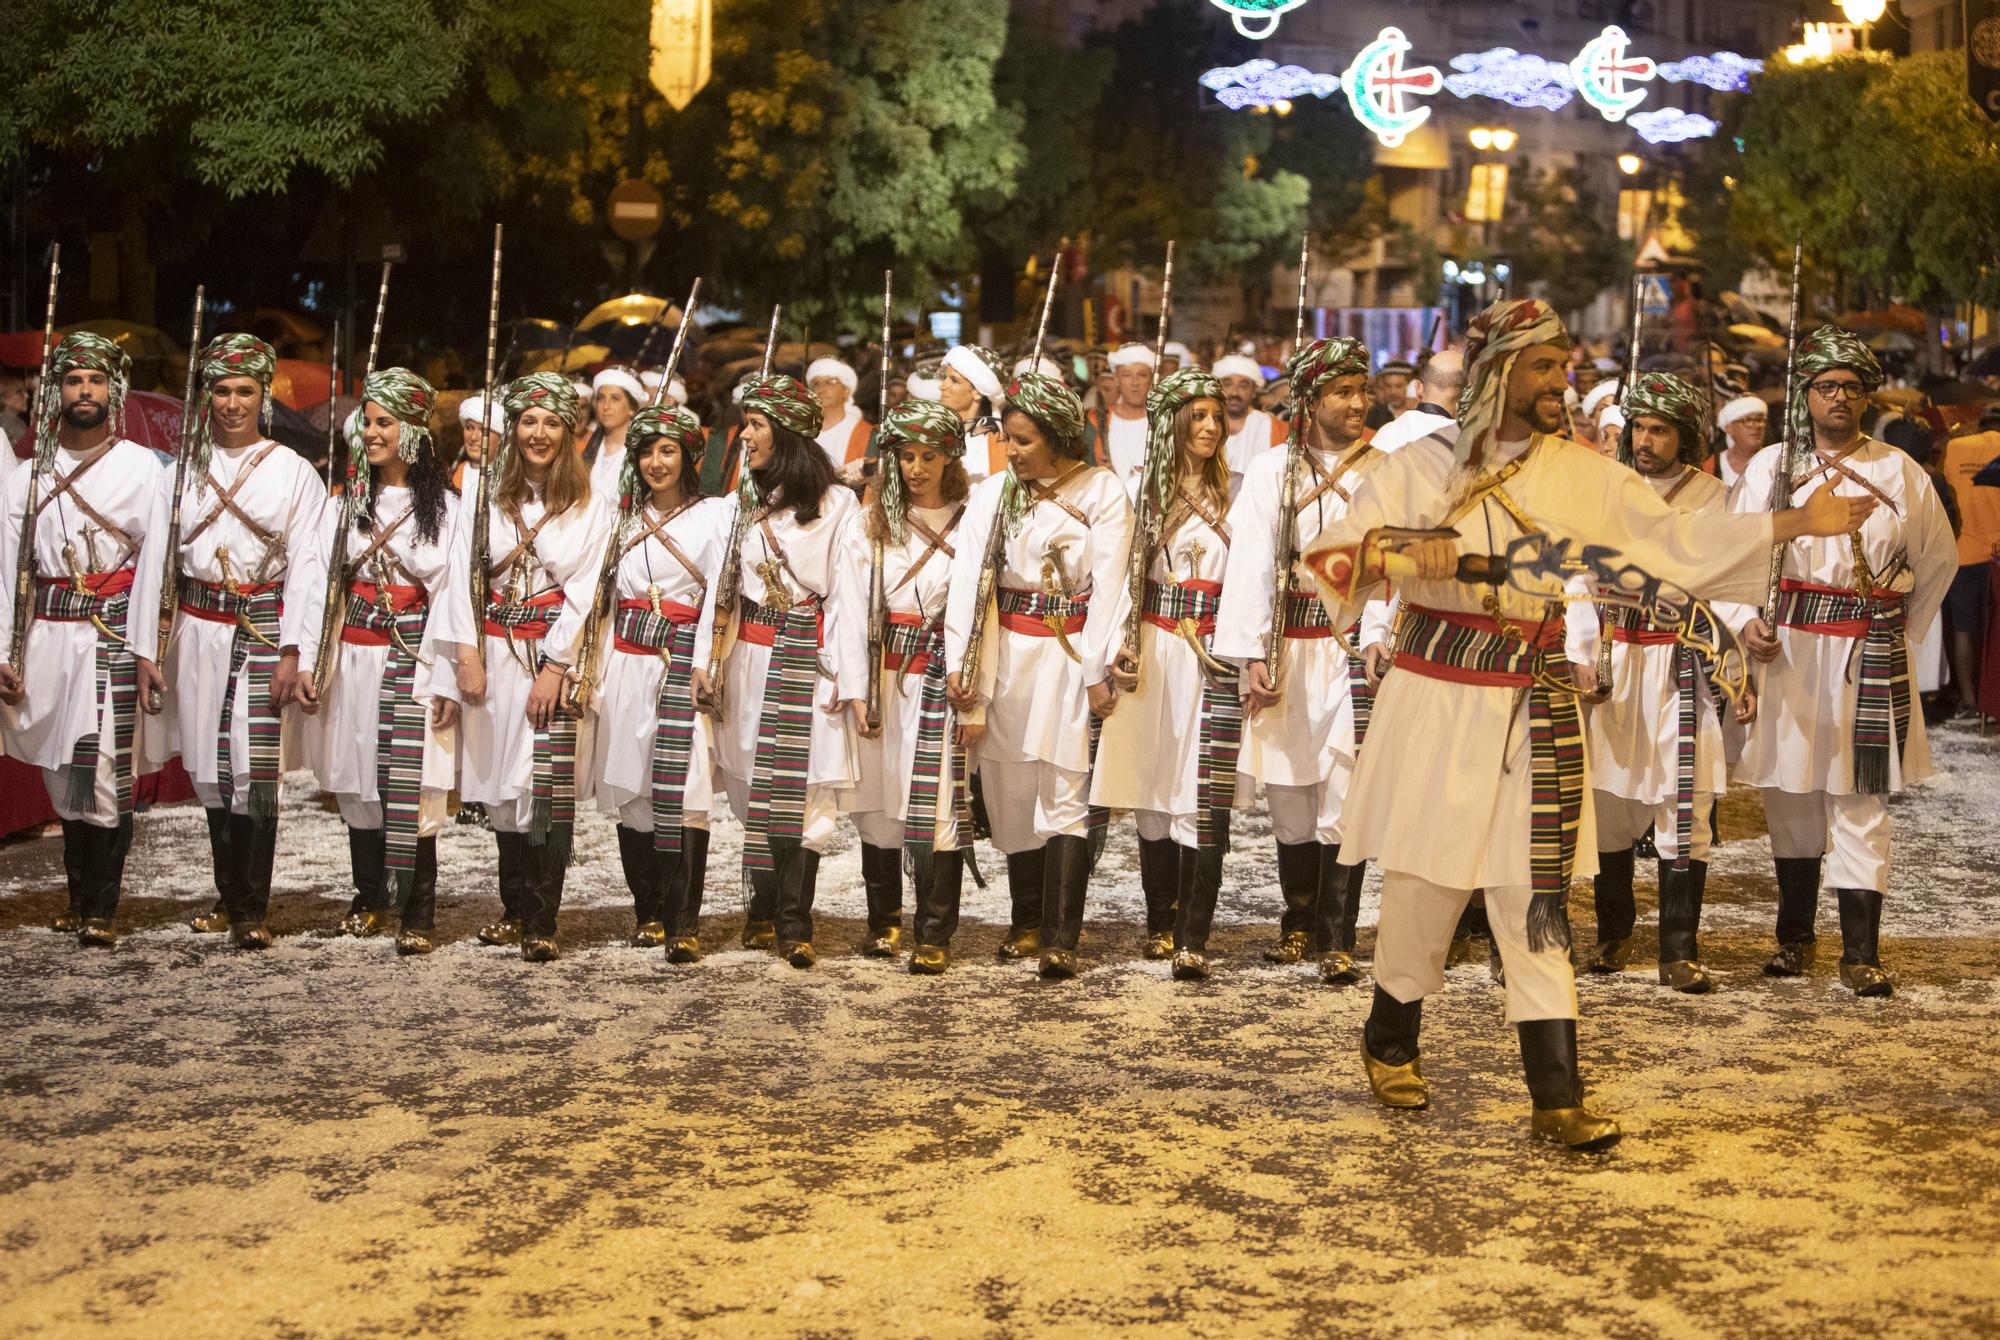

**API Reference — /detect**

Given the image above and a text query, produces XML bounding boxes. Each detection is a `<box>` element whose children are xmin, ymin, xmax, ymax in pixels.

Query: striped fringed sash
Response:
<box><xmin>344</xmin><ymin>582</ymin><xmax>430</xmax><ymax>903</ymax></box>
<box><xmin>995</xmin><ymin>585</ymin><xmax>1089</xmax><ymax>635</ymax></box>
<box><xmin>614</xmin><ymin>598</ymin><xmax>701</xmax><ymax>855</ymax></box>
<box><xmin>1775</xmin><ymin>578</ymin><xmax>1910</xmax><ymax>796</ymax></box>
<box><xmin>1395</xmin><ymin>604</ymin><xmax>1581</xmax><ymax>952</ymax></box>
<box><xmin>484</xmin><ymin>588</ymin><xmax>562</xmax><ymax>638</ymax></box>
<box><xmin>1611</xmin><ymin>604</ymin><xmax>1731</xmax><ymax>870</ymax></box>
<box><xmin>1142</xmin><ymin>580</ymin><xmax>1241</xmax><ymax>847</ymax></box>
<box><xmin>900</xmin><ymin>613</ymin><xmax>973</xmax><ymax>881</ymax></box>
<box><xmin>37</xmin><ymin>572</ymin><xmax>139</xmax><ymax>817</ymax></box>
<box><xmin>743</xmin><ymin>594</ymin><xmax>824</xmax><ymax>872</ymax></box>
<box><xmin>180</xmin><ymin>576</ymin><xmax>284</xmax><ymax>820</ymax></box>
<box><xmin>1282</xmin><ymin>586</ymin><xmax>1333</xmax><ymax>637</ymax></box>
<box><xmin>1344</xmin><ymin>619</ymin><xmax>1375</xmax><ymax>749</ymax></box>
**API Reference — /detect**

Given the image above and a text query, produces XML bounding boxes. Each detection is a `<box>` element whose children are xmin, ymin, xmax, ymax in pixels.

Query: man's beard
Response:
<box><xmin>1525</xmin><ymin>399</ymin><xmax>1566</xmax><ymax>434</ymax></box>
<box><xmin>63</xmin><ymin>400</ymin><xmax>108</xmax><ymax>430</ymax></box>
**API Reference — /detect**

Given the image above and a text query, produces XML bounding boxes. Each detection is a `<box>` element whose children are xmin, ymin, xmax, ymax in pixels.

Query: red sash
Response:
<box><xmin>343</xmin><ymin>582</ymin><xmax>428</xmax><ymax>646</ymax></box>
<box><xmin>613</xmin><ymin>596</ymin><xmax>701</xmax><ymax>654</ymax></box>
<box><xmin>483</xmin><ymin>588</ymin><xmax>563</xmax><ymax>640</ymax></box>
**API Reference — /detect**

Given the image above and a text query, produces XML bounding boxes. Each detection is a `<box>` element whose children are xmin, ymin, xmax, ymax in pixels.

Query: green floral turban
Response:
<box><xmin>191</xmin><ymin>333</ymin><xmax>278</xmax><ymax>478</ymax></box>
<box><xmin>619</xmin><ymin>405</ymin><xmax>707</xmax><ymax>509</ymax></box>
<box><xmin>346</xmin><ymin>367</ymin><xmax>438</xmax><ymax>518</ymax></box>
<box><xmin>1784</xmin><ymin>325</ymin><xmax>1884</xmax><ymax>474</ymax></box>
<box><xmin>875</xmin><ymin>398</ymin><xmax>967</xmax><ymax>546</ymax></box>
<box><xmin>1618</xmin><ymin>370</ymin><xmax>1706</xmax><ymax>467</ymax></box>
<box><xmin>1141</xmin><ymin>368</ymin><xmax>1223</xmax><ymax>516</ymax></box>
<box><xmin>1456</xmin><ymin>299</ymin><xmax>1571</xmax><ymax>469</ymax></box>
<box><xmin>39</xmin><ymin>332</ymin><xmax>133</xmax><ymax>459</ymax></box>
<box><xmin>739</xmin><ymin>373</ymin><xmax>823</xmax><ymax>440</ymax></box>
<box><xmin>1285</xmin><ymin>337</ymin><xmax>1371</xmax><ymax>407</ymax></box>
<box><xmin>996</xmin><ymin>372</ymin><xmax>1086</xmax><ymax>537</ymax></box>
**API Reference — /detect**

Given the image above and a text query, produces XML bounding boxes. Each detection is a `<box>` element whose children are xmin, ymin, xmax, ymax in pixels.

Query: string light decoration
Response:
<box><xmin>1629</xmin><ymin>108</ymin><xmax>1721</xmax><ymax>143</ymax></box>
<box><xmin>1657</xmin><ymin>52</ymin><xmax>1764</xmax><ymax>91</ymax></box>
<box><xmin>1207</xmin><ymin>0</ymin><xmax>1310</xmax><ymax>40</ymax></box>
<box><xmin>1570</xmin><ymin>25</ymin><xmax>1658</xmax><ymax>121</ymax></box>
<box><xmin>1200</xmin><ymin>58</ymin><xmax>1342</xmax><ymax>110</ymax></box>
<box><xmin>1444</xmin><ymin>48</ymin><xmax>1576</xmax><ymax>110</ymax></box>
<box><xmin>1343</xmin><ymin>27</ymin><xmax>1443</xmax><ymax>147</ymax></box>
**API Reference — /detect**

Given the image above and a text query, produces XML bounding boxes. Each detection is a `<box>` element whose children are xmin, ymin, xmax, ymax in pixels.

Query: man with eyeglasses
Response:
<box><xmin>1732</xmin><ymin>326</ymin><xmax>1956</xmax><ymax>998</ymax></box>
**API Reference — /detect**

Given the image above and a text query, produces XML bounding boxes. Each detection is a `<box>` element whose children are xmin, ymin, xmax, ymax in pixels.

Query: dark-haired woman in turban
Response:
<box><xmin>691</xmin><ymin>373</ymin><xmax>866</xmax><ymax>969</ymax></box>
<box><xmin>586</xmin><ymin>404</ymin><xmax>733</xmax><ymax>961</ymax></box>
<box><xmin>433</xmin><ymin>372</ymin><xmax>614</xmax><ymax>962</ymax></box>
<box><xmin>943</xmin><ymin>372</ymin><xmax>1135</xmax><ymax>980</ymax></box>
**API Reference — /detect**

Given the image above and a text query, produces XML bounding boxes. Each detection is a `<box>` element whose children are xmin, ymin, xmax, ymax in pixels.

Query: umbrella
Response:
<box><xmin>1867</xmin><ymin>331</ymin><xmax>1918</xmax><ymax>353</ymax></box>
<box><xmin>1837</xmin><ymin>305</ymin><xmax>1925</xmax><ymax>336</ymax></box>
<box><xmin>1726</xmin><ymin>323</ymin><xmax>1784</xmax><ymax>350</ymax></box>
<box><xmin>244</xmin><ymin>309</ymin><xmax>326</xmax><ymax>356</ymax></box>
<box><xmin>578</xmin><ymin>293</ymin><xmax>681</xmax><ymax>333</ymax></box>
<box><xmin>270</xmin><ymin>359</ymin><xmax>342</xmax><ymax>411</ymax></box>
<box><xmin>121</xmin><ymin>389</ymin><xmax>190</xmax><ymax>457</ymax></box>
<box><xmin>517</xmin><ymin>345</ymin><xmax>611</xmax><ymax>375</ymax></box>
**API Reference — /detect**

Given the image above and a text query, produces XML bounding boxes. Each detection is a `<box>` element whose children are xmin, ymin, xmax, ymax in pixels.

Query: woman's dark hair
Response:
<box><xmin>751</xmin><ymin>419</ymin><xmax>839</xmax><ymax>524</ymax></box>
<box><xmin>363</xmin><ymin>438</ymin><xmax>451</xmax><ymax>546</ymax></box>
<box><xmin>633</xmin><ymin>431</ymin><xmax>706</xmax><ymax>502</ymax></box>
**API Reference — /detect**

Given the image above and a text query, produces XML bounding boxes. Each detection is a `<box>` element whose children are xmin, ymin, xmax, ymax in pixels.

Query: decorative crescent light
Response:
<box><xmin>1343</xmin><ymin>27</ymin><xmax>1443</xmax><ymax>148</ymax></box>
<box><xmin>1570</xmin><ymin>25</ymin><xmax>1657</xmax><ymax>122</ymax></box>
<box><xmin>1208</xmin><ymin>0</ymin><xmax>1310</xmax><ymax>40</ymax></box>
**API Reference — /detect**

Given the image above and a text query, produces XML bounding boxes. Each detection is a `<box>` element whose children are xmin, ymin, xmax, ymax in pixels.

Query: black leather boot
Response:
<box><xmin>79</xmin><ymin>816</ymin><xmax>133</xmax><ymax>945</ymax></box>
<box><xmin>1765</xmin><ymin>855</ymin><xmax>1822</xmax><ymax>976</ymax></box>
<box><xmin>1170</xmin><ymin>838</ymin><xmax>1213</xmax><ymax>980</ymax></box>
<box><xmin>190</xmin><ymin>805</ymin><xmax>234</xmax><ymax>932</ymax></box>
<box><xmin>1656</xmin><ymin>857</ymin><xmax>1712</xmax><ymax>993</ymax></box>
<box><xmin>1517</xmin><ymin>1019</ymin><xmax>1621</xmax><ymax>1151</ymax></box>
<box><xmin>479</xmin><ymin>832</ymin><xmax>527</xmax><ymax>946</ymax></box>
<box><xmin>1313</xmin><ymin>844</ymin><xmax>1362</xmax><ymax>985</ymax></box>
<box><xmin>396</xmin><ymin>837</ymin><xmax>439</xmax><ymax>955</ymax></box>
<box><xmin>1836</xmin><ymin>888</ymin><xmax>1892</xmax><ymax>997</ymax></box>
<box><xmin>859</xmin><ymin>842</ymin><xmax>904</xmax><ymax>957</ymax></box>
<box><xmin>743</xmin><ymin>863</ymin><xmax>779</xmax><ymax>950</ymax></box>
<box><xmin>1037</xmin><ymin>834</ymin><xmax>1091</xmax><ymax>978</ymax></box>
<box><xmin>54</xmin><ymin>819</ymin><xmax>86</xmax><ymax>932</ymax></box>
<box><xmin>519</xmin><ymin>828</ymin><xmax>567</xmax><ymax>961</ymax></box>
<box><xmin>910</xmin><ymin>849</ymin><xmax>965</xmax><ymax>974</ymax></box>
<box><xmin>617</xmin><ymin>825</ymin><xmax>665</xmax><ymax>947</ymax></box>
<box><xmin>1266</xmin><ymin>841</ymin><xmax>1318</xmax><ymax>963</ymax></box>
<box><xmin>229</xmin><ymin>816</ymin><xmax>277</xmax><ymax>949</ymax></box>
<box><xmin>998</xmin><ymin>848</ymin><xmax>1044</xmax><ymax>960</ymax></box>
<box><xmin>1137</xmin><ymin>835</ymin><xmax>1179</xmax><ymax>960</ymax></box>
<box><xmin>1589</xmin><ymin>845</ymin><xmax>1636</xmax><ymax>972</ymax></box>
<box><xmin>776</xmin><ymin>847</ymin><xmax>821</xmax><ymax>967</ymax></box>
<box><xmin>665</xmin><ymin>827</ymin><xmax>709</xmax><ymax>962</ymax></box>
<box><xmin>1361</xmin><ymin>986</ymin><xmax>1428</xmax><ymax>1109</ymax></box>
<box><xmin>341</xmin><ymin>827</ymin><xmax>389</xmax><ymax>936</ymax></box>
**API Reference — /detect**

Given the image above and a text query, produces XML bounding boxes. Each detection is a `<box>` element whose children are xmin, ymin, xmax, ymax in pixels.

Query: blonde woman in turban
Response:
<box><xmin>692</xmin><ymin>373</ymin><xmax>866</xmax><ymax>970</ymax></box>
<box><xmin>1302</xmin><ymin>298</ymin><xmax>1876</xmax><ymax>1150</ymax></box>
<box><xmin>432</xmin><ymin>372</ymin><xmax>614</xmax><ymax>962</ymax></box>
<box><xmin>0</xmin><ymin>332</ymin><xmax>164</xmax><ymax>946</ymax></box>
<box><xmin>1730</xmin><ymin>325</ymin><xmax>1956</xmax><ymax>998</ymax></box>
<box><xmin>943</xmin><ymin>372</ymin><xmax>1135</xmax><ymax>980</ymax></box>
<box><xmin>838</xmin><ymin>399</ymin><xmax>974</xmax><ymax>972</ymax></box>
<box><xmin>129</xmin><ymin>333</ymin><xmax>329</xmax><ymax>950</ymax></box>
<box><xmin>282</xmin><ymin>369</ymin><xmax>459</xmax><ymax>955</ymax></box>
<box><xmin>1095</xmin><ymin>367</ymin><xmax>1246</xmax><ymax>979</ymax></box>
<box><xmin>586</xmin><ymin>405</ymin><xmax>732</xmax><ymax>962</ymax></box>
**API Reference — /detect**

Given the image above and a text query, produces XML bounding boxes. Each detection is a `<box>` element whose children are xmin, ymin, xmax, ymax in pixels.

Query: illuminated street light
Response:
<box><xmin>1469</xmin><ymin>127</ymin><xmax>1494</xmax><ymax>149</ymax></box>
<box><xmin>1491</xmin><ymin>128</ymin><xmax>1517</xmax><ymax>151</ymax></box>
<box><xmin>1617</xmin><ymin>152</ymin><xmax>1643</xmax><ymax>175</ymax></box>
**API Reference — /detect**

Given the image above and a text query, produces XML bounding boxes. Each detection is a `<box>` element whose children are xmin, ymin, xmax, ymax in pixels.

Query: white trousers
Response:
<box><xmin>979</xmin><ymin>759</ymin><xmax>1087</xmax><ymax>854</ymax></box>
<box><xmin>1134</xmin><ymin>809</ymin><xmax>1196</xmax><ymax>846</ymax></box>
<box><xmin>1267</xmin><ymin>781</ymin><xmax>1339</xmax><ymax>846</ymax></box>
<box><xmin>1762</xmin><ymin>788</ymin><xmax>1890</xmax><ymax>893</ymax></box>
<box><xmin>1374</xmin><ymin>874</ymin><xmax>1578</xmax><ymax>1024</ymax></box>
<box><xmin>614</xmin><ymin>793</ymin><xmax>713</xmax><ymax>833</ymax></box>
<box><xmin>334</xmin><ymin>791</ymin><xmax>450</xmax><ymax>838</ymax></box>
<box><xmin>42</xmin><ymin>756</ymin><xmax>120</xmax><ymax>828</ymax></box>
<box><xmin>719</xmin><ymin>770</ymin><xmax>840</xmax><ymax>853</ymax></box>
<box><xmin>853</xmin><ymin>808</ymin><xmax>959</xmax><ymax>850</ymax></box>
<box><xmin>1593</xmin><ymin>789</ymin><xmax>1713</xmax><ymax>863</ymax></box>
<box><xmin>192</xmin><ymin>776</ymin><xmax>255</xmax><ymax>817</ymax></box>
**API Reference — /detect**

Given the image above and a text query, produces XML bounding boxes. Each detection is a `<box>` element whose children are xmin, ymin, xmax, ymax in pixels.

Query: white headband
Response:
<box><xmin>1717</xmin><ymin>394</ymin><xmax>1767</xmax><ymax>429</ymax></box>
<box><xmin>806</xmin><ymin>357</ymin><xmax>857</xmax><ymax>393</ymax></box>
<box><xmin>943</xmin><ymin>345</ymin><xmax>1002</xmax><ymax>401</ymax></box>
<box><xmin>1163</xmin><ymin>340</ymin><xmax>1194</xmax><ymax>366</ymax></box>
<box><xmin>1107</xmin><ymin>343</ymin><xmax>1157</xmax><ymax>370</ymax></box>
<box><xmin>906</xmin><ymin>374</ymin><xmax>942</xmax><ymax>402</ymax></box>
<box><xmin>1580</xmin><ymin>379</ymin><xmax>1620</xmax><ymax>417</ymax></box>
<box><xmin>1597</xmin><ymin>404</ymin><xmax>1626</xmax><ymax>432</ymax></box>
<box><xmin>457</xmin><ymin>394</ymin><xmax>506</xmax><ymax>434</ymax></box>
<box><xmin>1012</xmin><ymin>355</ymin><xmax>1064</xmax><ymax>382</ymax></box>
<box><xmin>593</xmin><ymin>366</ymin><xmax>646</xmax><ymax>405</ymax></box>
<box><xmin>639</xmin><ymin>370</ymin><xmax>689</xmax><ymax>407</ymax></box>
<box><xmin>1212</xmin><ymin>354</ymin><xmax>1263</xmax><ymax>384</ymax></box>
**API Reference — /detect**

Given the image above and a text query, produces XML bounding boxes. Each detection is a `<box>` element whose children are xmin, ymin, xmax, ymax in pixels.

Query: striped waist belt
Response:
<box><xmin>882</xmin><ymin>611</ymin><xmax>941</xmax><ymax>674</ymax></box>
<box><xmin>1142</xmin><ymin>579</ymin><xmax>1220</xmax><ymax>636</ymax></box>
<box><xmin>180</xmin><ymin>576</ymin><xmax>283</xmax><ymax>623</ymax></box>
<box><xmin>1775</xmin><ymin>578</ymin><xmax>1906</xmax><ymax>637</ymax></box>
<box><xmin>1775</xmin><ymin>578</ymin><xmax>1910</xmax><ymax>796</ymax></box>
<box><xmin>739</xmin><ymin>594</ymin><xmax>822</xmax><ymax>648</ymax></box>
<box><xmin>1283</xmin><ymin>587</ymin><xmax>1332</xmax><ymax>638</ymax></box>
<box><xmin>35</xmin><ymin>567</ymin><xmax>135</xmax><ymax>620</ymax></box>
<box><xmin>484</xmin><ymin>588</ymin><xmax>562</xmax><ymax>640</ymax></box>
<box><xmin>343</xmin><ymin>582</ymin><xmax>428</xmax><ymax>647</ymax></box>
<box><xmin>614</xmin><ymin>596</ymin><xmax>700</xmax><ymax>655</ymax></box>
<box><xmin>997</xmin><ymin>585</ymin><xmax>1088</xmax><ymax>636</ymax></box>
<box><xmin>1393</xmin><ymin>604</ymin><xmax>1563</xmax><ymax>687</ymax></box>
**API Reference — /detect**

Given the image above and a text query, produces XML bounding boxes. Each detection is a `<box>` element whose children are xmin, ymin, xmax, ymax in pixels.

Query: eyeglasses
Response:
<box><xmin>1808</xmin><ymin>380</ymin><xmax>1868</xmax><ymax>402</ymax></box>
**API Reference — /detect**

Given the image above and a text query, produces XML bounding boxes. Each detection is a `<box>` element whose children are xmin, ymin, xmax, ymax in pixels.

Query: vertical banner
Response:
<box><xmin>650</xmin><ymin>0</ymin><xmax>713</xmax><ymax>112</ymax></box>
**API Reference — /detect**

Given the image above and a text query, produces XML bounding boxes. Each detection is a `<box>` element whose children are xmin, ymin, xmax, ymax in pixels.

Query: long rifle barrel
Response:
<box><xmin>866</xmin><ymin>270</ymin><xmax>893</xmax><ymax>732</ymax></box>
<box><xmin>1120</xmin><ymin>242</ymin><xmax>1178</xmax><ymax>688</ymax></box>
<box><xmin>467</xmin><ymin>225</ymin><xmax>503</xmax><ymax>672</ymax></box>
<box><xmin>9</xmin><ymin>245</ymin><xmax>62</xmax><ymax>670</ymax></box>
<box><xmin>152</xmin><ymin>286</ymin><xmax>206</xmax><ymax>689</ymax></box>
<box><xmin>1762</xmin><ymin>235</ymin><xmax>1805</xmax><ymax>620</ymax></box>
<box><xmin>652</xmin><ymin>277</ymin><xmax>701</xmax><ymax>407</ymax></box>
<box><xmin>1030</xmin><ymin>254</ymin><xmax>1061</xmax><ymax>367</ymax></box>
<box><xmin>312</xmin><ymin>266</ymin><xmax>391</xmax><ymax>699</ymax></box>
<box><xmin>1263</xmin><ymin>233</ymin><xmax>1312</xmax><ymax>679</ymax></box>
<box><xmin>1152</xmin><ymin>241</ymin><xmax>1175</xmax><ymax>366</ymax></box>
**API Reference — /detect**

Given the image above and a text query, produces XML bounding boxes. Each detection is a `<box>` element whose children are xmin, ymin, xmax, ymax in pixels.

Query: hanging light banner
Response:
<box><xmin>1202</xmin><ymin>26</ymin><xmax>1761</xmax><ymax>144</ymax></box>
<box><xmin>1209</xmin><ymin>0</ymin><xmax>1311</xmax><ymax>40</ymax></box>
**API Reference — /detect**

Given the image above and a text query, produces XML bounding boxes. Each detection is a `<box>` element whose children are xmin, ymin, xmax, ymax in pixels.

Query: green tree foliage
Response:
<box><xmin>1731</xmin><ymin>51</ymin><xmax>2000</xmax><ymax>309</ymax></box>
<box><xmin>1493</xmin><ymin>167</ymin><xmax>1626</xmax><ymax>319</ymax></box>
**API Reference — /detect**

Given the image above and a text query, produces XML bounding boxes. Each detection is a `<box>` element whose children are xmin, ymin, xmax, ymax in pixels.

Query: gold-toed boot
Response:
<box><xmin>341</xmin><ymin>909</ymin><xmax>391</xmax><ymax>938</ymax></box>
<box><xmin>632</xmin><ymin>921</ymin><xmax>667</xmax><ymax>949</ymax></box>
<box><xmin>1656</xmin><ymin>857</ymin><xmax>1712</xmax><ymax>993</ymax></box>
<box><xmin>860</xmin><ymin>925</ymin><xmax>904</xmax><ymax>958</ymax></box>
<box><xmin>52</xmin><ymin>911</ymin><xmax>82</xmax><ymax>933</ymax></box>
<box><xmin>1318</xmin><ymin>950</ymin><xmax>1361</xmax><ymax>986</ymax></box>
<box><xmin>1038</xmin><ymin>948</ymin><xmax>1078</xmax><ymax>980</ymax></box>
<box><xmin>78</xmin><ymin>918</ymin><xmax>118</xmax><ymax>947</ymax></box>
<box><xmin>1362</xmin><ymin>986</ymin><xmax>1430</xmax><ymax>1108</ymax></box>
<box><xmin>1658</xmin><ymin>960</ymin><xmax>1713</xmax><ymax>993</ymax></box>
<box><xmin>782</xmin><ymin>941</ymin><xmax>817</xmax><ymax>969</ymax></box>
<box><xmin>1590</xmin><ymin>847</ymin><xmax>1637</xmax><ymax>975</ymax></box>
<box><xmin>230</xmin><ymin>922</ymin><xmax>272</xmax><ymax>950</ymax></box>
<box><xmin>998</xmin><ymin>849</ymin><xmax>1045</xmax><ymax>960</ymax></box>
<box><xmin>477</xmin><ymin>917</ymin><xmax>522</xmax><ymax>947</ymax></box>
<box><xmin>189</xmin><ymin>905</ymin><xmax>231</xmax><ymax>934</ymax></box>
<box><xmin>1137</xmin><ymin>837</ymin><xmax>1180</xmax><ymax>961</ymax></box>
<box><xmin>1836</xmin><ymin>888</ymin><xmax>1893</xmax><ymax>998</ymax></box>
<box><xmin>520</xmin><ymin>936</ymin><xmax>559</xmax><ymax>963</ymax></box>
<box><xmin>1263</xmin><ymin>929</ymin><xmax>1310</xmax><ymax>965</ymax></box>
<box><xmin>1530</xmin><ymin>1106</ymin><xmax>1624</xmax><ymax>1151</ymax></box>
<box><xmin>742</xmin><ymin>920</ymin><xmax>778</xmax><ymax>951</ymax></box>
<box><xmin>1265</xmin><ymin>841</ymin><xmax>1318</xmax><ymax>962</ymax></box>
<box><xmin>1143</xmin><ymin>930</ymin><xmax>1174</xmax><ymax>961</ymax></box>
<box><xmin>1519</xmin><ymin>1018</ymin><xmax>1622</xmax><ymax>1152</ymax></box>
<box><xmin>996</xmin><ymin>927</ymin><xmax>1040</xmax><ymax>960</ymax></box>
<box><xmin>1361</xmin><ymin>1043</ymin><xmax>1430</xmax><ymax>1110</ymax></box>
<box><xmin>909</xmin><ymin>943</ymin><xmax>949</xmax><ymax>975</ymax></box>
<box><xmin>1170</xmin><ymin>949</ymin><xmax>1210</xmax><ymax>981</ymax></box>
<box><xmin>665</xmin><ymin>935</ymin><xmax>703</xmax><ymax>964</ymax></box>
<box><xmin>395</xmin><ymin>928</ymin><xmax>436</xmax><ymax>956</ymax></box>
<box><xmin>1764</xmin><ymin>856</ymin><xmax>1821</xmax><ymax>977</ymax></box>
<box><xmin>1588</xmin><ymin>938</ymin><xmax>1632</xmax><ymax>973</ymax></box>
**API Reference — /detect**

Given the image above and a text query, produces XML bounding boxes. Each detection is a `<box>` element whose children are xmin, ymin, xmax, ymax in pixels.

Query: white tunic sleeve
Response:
<box><xmin>1077</xmin><ymin>473</ymin><xmax>1135</xmax><ymax>684</ymax></box>
<box><xmin>943</xmin><ymin>473</ymin><xmax>1005</xmax><ymax>678</ymax></box>
<box><xmin>1211</xmin><ymin>450</ymin><xmax>1282</xmax><ymax>664</ymax></box>
<box><xmin>282</xmin><ymin>497</ymin><xmax>340</xmax><ymax>669</ymax></box>
<box><xmin>124</xmin><ymin>469</ymin><xmax>176</xmax><ymax>661</ymax></box>
<box><xmin>817</xmin><ymin>490</ymin><xmax>869</xmax><ymax>703</ymax></box>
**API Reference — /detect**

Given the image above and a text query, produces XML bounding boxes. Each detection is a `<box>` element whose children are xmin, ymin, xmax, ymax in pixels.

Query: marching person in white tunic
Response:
<box><xmin>1581</xmin><ymin>371</ymin><xmax>1748</xmax><ymax>994</ymax></box>
<box><xmin>1097</xmin><ymin>367</ymin><xmax>1244</xmax><ymax>979</ymax></box>
<box><xmin>583</xmin><ymin>404</ymin><xmax>731</xmax><ymax>961</ymax></box>
<box><xmin>807</xmin><ymin>357</ymin><xmax>873</xmax><ymax>474</ymax></box>
<box><xmin>1731</xmin><ymin>326</ymin><xmax>1956</xmax><ymax>997</ymax></box>
<box><xmin>0</xmin><ymin>333</ymin><xmax>164</xmax><ymax>946</ymax></box>
<box><xmin>281</xmin><ymin>369</ymin><xmax>460</xmax><ymax>956</ymax></box>
<box><xmin>1300</xmin><ymin>298</ymin><xmax>1875</xmax><ymax>1151</ymax></box>
<box><xmin>839</xmin><ymin>399</ymin><xmax>973</xmax><ymax>972</ymax></box>
<box><xmin>1212</xmin><ymin>337</ymin><xmax>1387</xmax><ymax>985</ymax></box>
<box><xmin>1089</xmin><ymin>343</ymin><xmax>1154</xmax><ymax>495</ymax></box>
<box><xmin>945</xmin><ymin>372</ymin><xmax>1134</xmax><ymax>980</ymax></box>
<box><xmin>1214</xmin><ymin>353</ymin><xmax>1283</xmax><ymax>490</ymax></box>
<box><xmin>433</xmin><ymin>372</ymin><xmax>614</xmax><ymax>962</ymax></box>
<box><xmin>129</xmin><ymin>334</ymin><xmax>327</xmax><ymax>950</ymax></box>
<box><xmin>936</xmin><ymin>344</ymin><xmax>1008</xmax><ymax>482</ymax></box>
<box><xmin>691</xmin><ymin>373</ymin><xmax>866</xmax><ymax>970</ymax></box>
<box><xmin>583</xmin><ymin>365</ymin><xmax>644</xmax><ymax>503</ymax></box>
